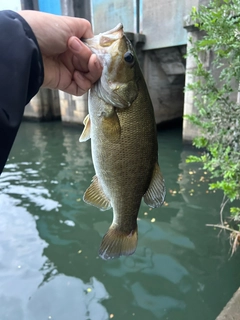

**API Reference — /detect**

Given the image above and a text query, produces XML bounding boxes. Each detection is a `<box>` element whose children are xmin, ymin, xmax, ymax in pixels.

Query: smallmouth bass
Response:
<box><xmin>80</xmin><ymin>24</ymin><xmax>166</xmax><ymax>260</ymax></box>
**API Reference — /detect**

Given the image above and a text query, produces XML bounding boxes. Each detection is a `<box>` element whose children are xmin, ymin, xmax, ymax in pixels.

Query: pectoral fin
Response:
<box><xmin>102</xmin><ymin>110</ymin><xmax>121</xmax><ymax>143</ymax></box>
<box><xmin>79</xmin><ymin>114</ymin><xmax>91</xmax><ymax>142</ymax></box>
<box><xmin>144</xmin><ymin>163</ymin><xmax>166</xmax><ymax>208</ymax></box>
<box><xmin>83</xmin><ymin>175</ymin><xmax>111</xmax><ymax>211</ymax></box>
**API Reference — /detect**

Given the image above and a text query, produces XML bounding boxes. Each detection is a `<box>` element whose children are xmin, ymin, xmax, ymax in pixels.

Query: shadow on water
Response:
<box><xmin>0</xmin><ymin>121</ymin><xmax>240</xmax><ymax>320</ymax></box>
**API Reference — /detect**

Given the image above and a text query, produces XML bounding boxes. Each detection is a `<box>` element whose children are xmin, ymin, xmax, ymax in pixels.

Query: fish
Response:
<box><xmin>79</xmin><ymin>23</ymin><xmax>166</xmax><ymax>260</ymax></box>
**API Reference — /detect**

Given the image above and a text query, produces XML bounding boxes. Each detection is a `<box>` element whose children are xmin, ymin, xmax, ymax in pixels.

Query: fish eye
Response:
<box><xmin>124</xmin><ymin>51</ymin><xmax>134</xmax><ymax>64</ymax></box>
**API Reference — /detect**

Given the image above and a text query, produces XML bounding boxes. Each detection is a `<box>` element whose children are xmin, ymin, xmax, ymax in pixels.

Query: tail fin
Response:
<box><xmin>99</xmin><ymin>226</ymin><xmax>138</xmax><ymax>260</ymax></box>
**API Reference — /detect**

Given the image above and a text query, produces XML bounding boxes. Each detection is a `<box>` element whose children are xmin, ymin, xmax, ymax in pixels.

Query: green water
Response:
<box><xmin>0</xmin><ymin>121</ymin><xmax>239</xmax><ymax>320</ymax></box>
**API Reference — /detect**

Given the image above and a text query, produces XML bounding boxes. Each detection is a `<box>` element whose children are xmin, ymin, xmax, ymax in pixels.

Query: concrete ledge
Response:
<box><xmin>216</xmin><ymin>288</ymin><xmax>240</xmax><ymax>320</ymax></box>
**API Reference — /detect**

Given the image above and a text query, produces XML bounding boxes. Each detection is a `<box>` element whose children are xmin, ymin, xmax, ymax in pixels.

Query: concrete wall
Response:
<box><xmin>24</xmin><ymin>89</ymin><xmax>61</xmax><ymax>121</ymax></box>
<box><xmin>59</xmin><ymin>91</ymin><xmax>88</xmax><ymax>125</ymax></box>
<box><xmin>90</xmin><ymin>0</ymin><xmax>210</xmax><ymax>129</ymax></box>
<box><xmin>141</xmin><ymin>0</ymin><xmax>200</xmax><ymax>50</ymax></box>
<box><xmin>22</xmin><ymin>0</ymin><xmax>212</xmax><ymax>135</ymax></box>
<box><xmin>216</xmin><ymin>288</ymin><xmax>240</xmax><ymax>320</ymax></box>
<box><xmin>90</xmin><ymin>0</ymin><xmax>190</xmax><ymax>125</ymax></box>
<box><xmin>91</xmin><ymin>0</ymin><xmax>208</xmax><ymax>48</ymax></box>
<box><xmin>91</xmin><ymin>0</ymin><xmax>137</xmax><ymax>34</ymax></box>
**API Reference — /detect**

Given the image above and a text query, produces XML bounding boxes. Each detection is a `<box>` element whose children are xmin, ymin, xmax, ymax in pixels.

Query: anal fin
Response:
<box><xmin>83</xmin><ymin>175</ymin><xmax>111</xmax><ymax>211</ymax></box>
<box><xmin>79</xmin><ymin>114</ymin><xmax>91</xmax><ymax>142</ymax></box>
<box><xmin>144</xmin><ymin>162</ymin><xmax>166</xmax><ymax>208</ymax></box>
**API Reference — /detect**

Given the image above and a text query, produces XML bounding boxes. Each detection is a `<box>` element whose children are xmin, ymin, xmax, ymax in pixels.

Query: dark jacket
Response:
<box><xmin>0</xmin><ymin>10</ymin><xmax>44</xmax><ymax>174</ymax></box>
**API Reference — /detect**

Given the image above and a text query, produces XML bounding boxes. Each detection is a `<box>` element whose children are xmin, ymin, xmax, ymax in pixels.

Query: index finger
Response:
<box><xmin>84</xmin><ymin>54</ymin><xmax>103</xmax><ymax>83</ymax></box>
<box><xmin>68</xmin><ymin>37</ymin><xmax>93</xmax><ymax>73</ymax></box>
<box><xmin>64</xmin><ymin>16</ymin><xmax>94</xmax><ymax>39</ymax></box>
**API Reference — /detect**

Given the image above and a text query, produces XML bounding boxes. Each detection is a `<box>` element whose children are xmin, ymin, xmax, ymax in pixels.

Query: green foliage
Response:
<box><xmin>230</xmin><ymin>207</ymin><xmax>240</xmax><ymax>220</ymax></box>
<box><xmin>187</xmin><ymin>0</ymin><xmax>240</xmax><ymax>222</ymax></box>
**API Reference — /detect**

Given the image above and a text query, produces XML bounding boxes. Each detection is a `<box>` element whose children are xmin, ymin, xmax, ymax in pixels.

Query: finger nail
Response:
<box><xmin>94</xmin><ymin>56</ymin><xmax>102</xmax><ymax>70</ymax></box>
<box><xmin>70</xmin><ymin>38</ymin><xmax>82</xmax><ymax>52</ymax></box>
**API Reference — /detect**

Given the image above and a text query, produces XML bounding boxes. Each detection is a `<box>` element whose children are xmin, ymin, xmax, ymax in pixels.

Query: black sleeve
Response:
<box><xmin>0</xmin><ymin>10</ymin><xmax>44</xmax><ymax>174</ymax></box>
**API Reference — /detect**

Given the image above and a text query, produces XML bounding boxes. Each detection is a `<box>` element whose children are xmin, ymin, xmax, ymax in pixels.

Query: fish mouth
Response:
<box><xmin>83</xmin><ymin>24</ymin><xmax>124</xmax><ymax>50</ymax></box>
<box><xmin>101</xmin><ymin>23</ymin><xmax>123</xmax><ymax>35</ymax></box>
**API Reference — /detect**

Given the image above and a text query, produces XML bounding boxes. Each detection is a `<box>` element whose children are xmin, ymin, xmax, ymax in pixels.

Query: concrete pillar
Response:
<box><xmin>61</xmin><ymin>0</ymin><xmax>74</xmax><ymax>16</ymax></box>
<box><xmin>143</xmin><ymin>46</ymin><xmax>186</xmax><ymax>125</ymax></box>
<box><xmin>182</xmin><ymin>9</ymin><xmax>237</xmax><ymax>142</ymax></box>
<box><xmin>182</xmin><ymin>17</ymin><xmax>210</xmax><ymax>142</ymax></box>
<box><xmin>20</xmin><ymin>0</ymin><xmax>38</xmax><ymax>10</ymax></box>
<box><xmin>72</xmin><ymin>0</ymin><xmax>91</xmax><ymax>20</ymax></box>
<box><xmin>182</xmin><ymin>0</ymin><xmax>215</xmax><ymax>142</ymax></box>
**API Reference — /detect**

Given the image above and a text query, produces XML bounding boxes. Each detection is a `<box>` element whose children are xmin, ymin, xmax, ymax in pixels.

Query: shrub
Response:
<box><xmin>186</xmin><ymin>0</ymin><xmax>240</xmax><ymax>240</ymax></box>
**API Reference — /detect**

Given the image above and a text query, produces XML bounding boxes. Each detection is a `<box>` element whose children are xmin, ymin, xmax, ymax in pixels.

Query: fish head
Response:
<box><xmin>83</xmin><ymin>24</ymin><xmax>139</xmax><ymax>108</ymax></box>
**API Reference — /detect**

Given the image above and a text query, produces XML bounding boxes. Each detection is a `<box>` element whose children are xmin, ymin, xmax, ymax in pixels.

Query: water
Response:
<box><xmin>0</xmin><ymin>121</ymin><xmax>239</xmax><ymax>320</ymax></box>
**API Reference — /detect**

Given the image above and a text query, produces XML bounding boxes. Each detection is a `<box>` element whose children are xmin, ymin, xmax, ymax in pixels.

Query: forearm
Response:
<box><xmin>0</xmin><ymin>10</ymin><xmax>44</xmax><ymax>174</ymax></box>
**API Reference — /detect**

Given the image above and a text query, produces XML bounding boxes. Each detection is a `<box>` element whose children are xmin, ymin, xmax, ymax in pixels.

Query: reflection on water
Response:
<box><xmin>0</xmin><ymin>121</ymin><xmax>240</xmax><ymax>320</ymax></box>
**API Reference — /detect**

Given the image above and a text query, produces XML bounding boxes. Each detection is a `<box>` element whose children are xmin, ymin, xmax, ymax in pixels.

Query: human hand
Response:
<box><xmin>18</xmin><ymin>10</ymin><xmax>102</xmax><ymax>96</ymax></box>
